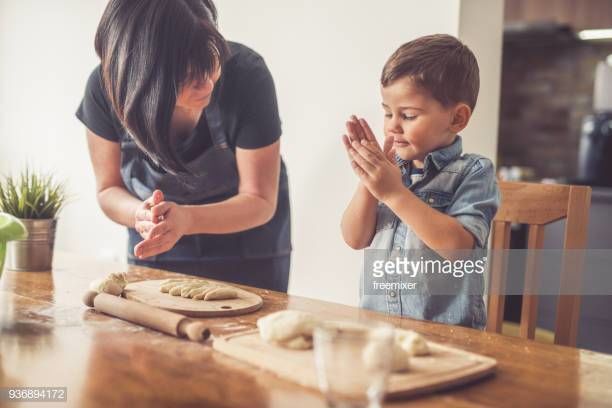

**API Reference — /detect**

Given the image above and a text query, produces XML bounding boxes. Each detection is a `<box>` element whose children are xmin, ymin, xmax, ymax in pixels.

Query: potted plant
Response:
<box><xmin>0</xmin><ymin>168</ymin><xmax>67</xmax><ymax>271</ymax></box>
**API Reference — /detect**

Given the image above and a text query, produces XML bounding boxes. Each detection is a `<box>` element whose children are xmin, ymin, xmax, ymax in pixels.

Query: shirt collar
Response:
<box><xmin>395</xmin><ymin>135</ymin><xmax>463</xmax><ymax>171</ymax></box>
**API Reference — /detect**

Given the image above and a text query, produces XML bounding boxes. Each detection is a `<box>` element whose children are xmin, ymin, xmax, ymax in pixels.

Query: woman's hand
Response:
<box><xmin>133</xmin><ymin>190</ymin><xmax>191</xmax><ymax>259</ymax></box>
<box><xmin>134</xmin><ymin>190</ymin><xmax>164</xmax><ymax>239</ymax></box>
<box><xmin>342</xmin><ymin>117</ymin><xmax>403</xmax><ymax>203</ymax></box>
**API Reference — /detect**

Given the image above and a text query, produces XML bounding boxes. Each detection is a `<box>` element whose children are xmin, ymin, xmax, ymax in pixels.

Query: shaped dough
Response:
<box><xmin>186</xmin><ymin>285</ymin><xmax>209</xmax><ymax>298</ymax></box>
<box><xmin>203</xmin><ymin>287</ymin><xmax>238</xmax><ymax>301</ymax></box>
<box><xmin>168</xmin><ymin>284</ymin><xmax>189</xmax><ymax>296</ymax></box>
<box><xmin>159</xmin><ymin>279</ymin><xmax>239</xmax><ymax>301</ymax></box>
<box><xmin>160</xmin><ymin>278</ymin><xmax>208</xmax><ymax>294</ymax></box>
<box><xmin>160</xmin><ymin>279</ymin><xmax>190</xmax><ymax>293</ymax></box>
<box><xmin>181</xmin><ymin>283</ymin><xmax>207</xmax><ymax>297</ymax></box>
<box><xmin>193</xmin><ymin>285</ymin><xmax>220</xmax><ymax>300</ymax></box>
<box><xmin>169</xmin><ymin>282</ymin><xmax>198</xmax><ymax>296</ymax></box>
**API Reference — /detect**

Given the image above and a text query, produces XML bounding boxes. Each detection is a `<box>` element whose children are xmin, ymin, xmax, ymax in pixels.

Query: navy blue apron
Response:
<box><xmin>118</xmin><ymin>100</ymin><xmax>291</xmax><ymax>291</ymax></box>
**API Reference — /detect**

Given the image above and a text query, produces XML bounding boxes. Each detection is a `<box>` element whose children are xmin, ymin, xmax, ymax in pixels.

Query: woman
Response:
<box><xmin>76</xmin><ymin>0</ymin><xmax>291</xmax><ymax>292</ymax></box>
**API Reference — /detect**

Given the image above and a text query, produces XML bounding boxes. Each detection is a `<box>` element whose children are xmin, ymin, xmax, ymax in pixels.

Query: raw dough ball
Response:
<box><xmin>362</xmin><ymin>329</ymin><xmax>429</xmax><ymax>373</ymax></box>
<box><xmin>257</xmin><ymin>310</ymin><xmax>318</xmax><ymax>349</ymax></box>
<box><xmin>362</xmin><ymin>326</ymin><xmax>405</xmax><ymax>372</ymax></box>
<box><xmin>362</xmin><ymin>340</ymin><xmax>400</xmax><ymax>372</ymax></box>
<box><xmin>390</xmin><ymin>340</ymin><xmax>412</xmax><ymax>372</ymax></box>
<box><xmin>395</xmin><ymin>329</ymin><xmax>430</xmax><ymax>357</ymax></box>
<box><xmin>89</xmin><ymin>272</ymin><xmax>128</xmax><ymax>296</ymax></box>
<box><xmin>279</xmin><ymin>335</ymin><xmax>312</xmax><ymax>350</ymax></box>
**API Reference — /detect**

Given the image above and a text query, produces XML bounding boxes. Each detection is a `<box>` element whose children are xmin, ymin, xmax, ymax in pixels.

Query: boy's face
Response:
<box><xmin>381</xmin><ymin>76</ymin><xmax>466</xmax><ymax>166</ymax></box>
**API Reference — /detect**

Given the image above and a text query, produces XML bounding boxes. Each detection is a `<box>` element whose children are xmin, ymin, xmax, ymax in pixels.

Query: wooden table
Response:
<box><xmin>1</xmin><ymin>252</ymin><xmax>611</xmax><ymax>407</ymax></box>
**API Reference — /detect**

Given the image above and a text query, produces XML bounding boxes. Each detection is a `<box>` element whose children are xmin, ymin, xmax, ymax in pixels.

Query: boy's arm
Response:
<box><xmin>347</xmin><ymin>128</ymin><xmax>494</xmax><ymax>258</ymax></box>
<box><xmin>341</xmin><ymin>116</ymin><xmax>389</xmax><ymax>250</ymax></box>
<box><xmin>385</xmin><ymin>191</ymin><xmax>475</xmax><ymax>253</ymax></box>
<box><xmin>341</xmin><ymin>183</ymin><xmax>378</xmax><ymax>249</ymax></box>
<box><xmin>385</xmin><ymin>156</ymin><xmax>499</xmax><ymax>257</ymax></box>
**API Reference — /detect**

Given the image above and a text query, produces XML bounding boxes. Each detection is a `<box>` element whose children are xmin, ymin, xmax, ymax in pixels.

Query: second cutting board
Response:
<box><xmin>213</xmin><ymin>329</ymin><xmax>497</xmax><ymax>399</ymax></box>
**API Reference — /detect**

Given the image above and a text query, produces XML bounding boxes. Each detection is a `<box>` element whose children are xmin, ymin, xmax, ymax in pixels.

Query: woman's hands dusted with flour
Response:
<box><xmin>342</xmin><ymin>116</ymin><xmax>404</xmax><ymax>203</ymax></box>
<box><xmin>133</xmin><ymin>190</ymin><xmax>191</xmax><ymax>259</ymax></box>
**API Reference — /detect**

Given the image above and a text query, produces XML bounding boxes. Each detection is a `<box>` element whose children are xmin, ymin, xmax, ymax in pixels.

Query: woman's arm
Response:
<box><xmin>133</xmin><ymin>141</ymin><xmax>281</xmax><ymax>259</ymax></box>
<box><xmin>181</xmin><ymin>140</ymin><xmax>281</xmax><ymax>234</ymax></box>
<box><xmin>86</xmin><ymin>129</ymin><xmax>142</xmax><ymax>228</ymax></box>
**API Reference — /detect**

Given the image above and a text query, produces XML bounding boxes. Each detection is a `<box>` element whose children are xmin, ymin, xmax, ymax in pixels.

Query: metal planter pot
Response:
<box><xmin>7</xmin><ymin>219</ymin><xmax>57</xmax><ymax>271</ymax></box>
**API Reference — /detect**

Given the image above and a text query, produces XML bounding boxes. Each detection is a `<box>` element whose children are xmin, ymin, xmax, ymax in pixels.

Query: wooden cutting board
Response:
<box><xmin>123</xmin><ymin>279</ymin><xmax>263</xmax><ymax>317</ymax></box>
<box><xmin>213</xmin><ymin>329</ymin><xmax>497</xmax><ymax>399</ymax></box>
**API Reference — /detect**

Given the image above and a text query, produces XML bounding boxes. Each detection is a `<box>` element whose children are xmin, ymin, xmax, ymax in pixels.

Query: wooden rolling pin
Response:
<box><xmin>83</xmin><ymin>290</ymin><xmax>210</xmax><ymax>342</ymax></box>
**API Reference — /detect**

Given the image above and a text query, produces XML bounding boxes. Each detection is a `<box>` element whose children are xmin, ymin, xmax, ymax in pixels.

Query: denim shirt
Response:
<box><xmin>359</xmin><ymin>135</ymin><xmax>500</xmax><ymax>329</ymax></box>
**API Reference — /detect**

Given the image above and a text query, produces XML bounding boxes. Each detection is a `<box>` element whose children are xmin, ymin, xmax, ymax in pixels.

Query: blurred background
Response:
<box><xmin>497</xmin><ymin>0</ymin><xmax>612</xmax><ymax>354</ymax></box>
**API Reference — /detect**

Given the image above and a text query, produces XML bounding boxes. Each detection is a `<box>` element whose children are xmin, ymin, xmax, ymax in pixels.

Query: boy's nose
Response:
<box><xmin>387</xmin><ymin>118</ymin><xmax>403</xmax><ymax>134</ymax></box>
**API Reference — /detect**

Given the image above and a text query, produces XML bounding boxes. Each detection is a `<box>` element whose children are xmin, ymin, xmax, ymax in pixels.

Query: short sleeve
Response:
<box><xmin>446</xmin><ymin>157</ymin><xmax>500</xmax><ymax>248</ymax></box>
<box><xmin>75</xmin><ymin>66</ymin><xmax>121</xmax><ymax>142</ymax></box>
<box><xmin>234</xmin><ymin>60</ymin><xmax>282</xmax><ymax>149</ymax></box>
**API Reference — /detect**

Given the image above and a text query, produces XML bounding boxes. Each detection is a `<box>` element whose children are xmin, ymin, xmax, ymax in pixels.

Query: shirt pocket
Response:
<box><xmin>414</xmin><ymin>190</ymin><xmax>453</xmax><ymax>213</ymax></box>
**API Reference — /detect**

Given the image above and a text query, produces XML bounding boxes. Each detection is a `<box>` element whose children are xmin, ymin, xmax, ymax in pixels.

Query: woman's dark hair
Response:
<box><xmin>94</xmin><ymin>0</ymin><xmax>228</xmax><ymax>174</ymax></box>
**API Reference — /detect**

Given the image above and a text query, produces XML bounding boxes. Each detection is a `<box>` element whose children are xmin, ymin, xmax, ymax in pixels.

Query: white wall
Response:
<box><xmin>458</xmin><ymin>0</ymin><xmax>504</xmax><ymax>160</ymax></box>
<box><xmin>0</xmin><ymin>0</ymin><xmax>127</xmax><ymax>262</ymax></box>
<box><xmin>0</xmin><ymin>0</ymin><xmax>503</xmax><ymax>306</ymax></box>
<box><xmin>218</xmin><ymin>0</ymin><xmax>503</xmax><ymax>305</ymax></box>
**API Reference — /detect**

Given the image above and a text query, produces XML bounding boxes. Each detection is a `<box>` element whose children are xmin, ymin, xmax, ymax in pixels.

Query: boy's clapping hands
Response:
<box><xmin>342</xmin><ymin>115</ymin><xmax>404</xmax><ymax>202</ymax></box>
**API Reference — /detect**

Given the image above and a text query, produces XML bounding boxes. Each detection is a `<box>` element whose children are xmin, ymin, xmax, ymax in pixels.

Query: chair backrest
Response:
<box><xmin>486</xmin><ymin>181</ymin><xmax>591</xmax><ymax>347</ymax></box>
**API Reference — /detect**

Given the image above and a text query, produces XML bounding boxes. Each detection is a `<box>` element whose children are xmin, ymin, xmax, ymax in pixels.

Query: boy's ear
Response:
<box><xmin>449</xmin><ymin>103</ymin><xmax>472</xmax><ymax>133</ymax></box>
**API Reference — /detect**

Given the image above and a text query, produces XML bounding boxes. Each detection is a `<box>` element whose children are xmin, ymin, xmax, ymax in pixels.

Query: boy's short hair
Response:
<box><xmin>381</xmin><ymin>34</ymin><xmax>480</xmax><ymax>111</ymax></box>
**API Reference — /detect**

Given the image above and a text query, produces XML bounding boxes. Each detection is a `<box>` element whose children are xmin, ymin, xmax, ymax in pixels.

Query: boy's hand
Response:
<box><xmin>343</xmin><ymin>116</ymin><xmax>395</xmax><ymax>163</ymax></box>
<box><xmin>343</xmin><ymin>117</ymin><xmax>404</xmax><ymax>203</ymax></box>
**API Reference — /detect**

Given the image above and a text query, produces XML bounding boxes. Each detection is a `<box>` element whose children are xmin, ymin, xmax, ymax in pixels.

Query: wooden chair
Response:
<box><xmin>486</xmin><ymin>181</ymin><xmax>591</xmax><ymax>347</ymax></box>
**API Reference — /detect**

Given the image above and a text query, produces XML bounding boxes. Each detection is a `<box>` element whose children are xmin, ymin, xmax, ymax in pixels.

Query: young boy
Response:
<box><xmin>341</xmin><ymin>34</ymin><xmax>500</xmax><ymax>329</ymax></box>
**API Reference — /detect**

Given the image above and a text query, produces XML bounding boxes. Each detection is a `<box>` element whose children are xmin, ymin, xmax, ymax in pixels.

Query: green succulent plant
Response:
<box><xmin>0</xmin><ymin>168</ymin><xmax>67</xmax><ymax>219</ymax></box>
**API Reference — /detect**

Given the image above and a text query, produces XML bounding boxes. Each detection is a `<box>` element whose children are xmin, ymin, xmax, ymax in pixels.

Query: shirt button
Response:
<box><xmin>389</xmin><ymin>290</ymin><xmax>397</xmax><ymax>298</ymax></box>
